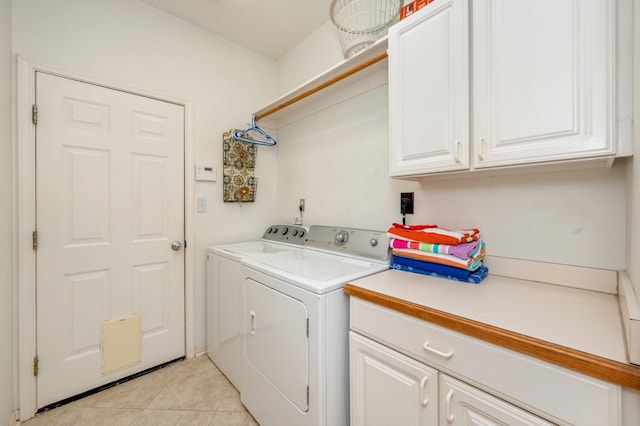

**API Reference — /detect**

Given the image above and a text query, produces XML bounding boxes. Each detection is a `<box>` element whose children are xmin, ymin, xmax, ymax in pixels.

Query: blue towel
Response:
<box><xmin>392</xmin><ymin>255</ymin><xmax>488</xmax><ymax>284</ymax></box>
<box><xmin>393</xmin><ymin>254</ymin><xmax>481</xmax><ymax>278</ymax></box>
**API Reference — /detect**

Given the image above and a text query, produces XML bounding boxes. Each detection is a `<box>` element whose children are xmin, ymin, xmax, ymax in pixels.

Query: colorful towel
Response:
<box><xmin>390</xmin><ymin>238</ymin><xmax>480</xmax><ymax>260</ymax></box>
<box><xmin>392</xmin><ymin>241</ymin><xmax>485</xmax><ymax>271</ymax></box>
<box><xmin>387</xmin><ymin>224</ymin><xmax>480</xmax><ymax>246</ymax></box>
<box><xmin>391</xmin><ymin>256</ymin><xmax>489</xmax><ymax>284</ymax></box>
<box><xmin>391</xmin><ymin>222</ymin><xmax>437</xmax><ymax>230</ymax></box>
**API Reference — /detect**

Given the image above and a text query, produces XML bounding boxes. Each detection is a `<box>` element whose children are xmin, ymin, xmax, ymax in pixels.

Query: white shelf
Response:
<box><xmin>254</xmin><ymin>36</ymin><xmax>389</xmax><ymax>128</ymax></box>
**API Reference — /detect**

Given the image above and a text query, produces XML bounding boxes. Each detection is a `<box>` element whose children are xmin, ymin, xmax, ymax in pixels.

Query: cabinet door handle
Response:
<box><xmin>478</xmin><ymin>137</ymin><xmax>485</xmax><ymax>161</ymax></box>
<box><xmin>419</xmin><ymin>376</ymin><xmax>429</xmax><ymax>407</ymax></box>
<box><xmin>423</xmin><ymin>341</ymin><xmax>454</xmax><ymax>359</ymax></box>
<box><xmin>454</xmin><ymin>140</ymin><xmax>461</xmax><ymax>163</ymax></box>
<box><xmin>250</xmin><ymin>310</ymin><xmax>256</xmax><ymax>335</ymax></box>
<box><xmin>445</xmin><ymin>389</ymin><xmax>455</xmax><ymax>423</ymax></box>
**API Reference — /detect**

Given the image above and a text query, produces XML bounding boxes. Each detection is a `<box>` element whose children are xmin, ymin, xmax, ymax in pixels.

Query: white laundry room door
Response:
<box><xmin>35</xmin><ymin>72</ymin><xmax>185</xmax><ymax>408</ymax></box>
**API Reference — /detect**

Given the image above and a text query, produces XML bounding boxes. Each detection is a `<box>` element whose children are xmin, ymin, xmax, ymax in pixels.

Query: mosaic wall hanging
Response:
<box><xmin>223</xmin><ymin>129</ymin><xmax>258</xmax><ymax>202</ymax></box>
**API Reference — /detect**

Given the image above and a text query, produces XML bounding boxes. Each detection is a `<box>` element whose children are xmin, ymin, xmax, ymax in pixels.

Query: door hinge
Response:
<box><xmin>32</xmin><ymin>104</ymin><xmax>37</xmax><ymax>125</ymax></box>
<box><xmin>33</xmin><ymin>356</ymin><xmax>39</xmax><ymax>377</ymax></box>
<box><xmin>184</xmin><ymin>240</ymin><xmax>187</xmax><ymax>249</ymax></box>
<box><xmin>306</xmin><ymin>386</ymin><xmax>309</xmax><ymax>405</ymax></box>
<box><xmin>32</xmin><ymin>230</ymin><xmax>38</xmax><ymax>251</ymax></box>
<box><xmin>306</xmin><ymin>318</ymin><xmax>309</xmax><ymax>338</ymax></box>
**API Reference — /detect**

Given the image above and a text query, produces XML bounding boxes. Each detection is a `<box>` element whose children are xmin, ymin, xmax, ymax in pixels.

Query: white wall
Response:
<box><xmin>1</xmin><ymin>1</ymin><xmax>15</xmax><ymax>424</ymax></box>
<box><xmin>12</xmin><ymin>0</ymin><xmax>280</xmax><ymax>355</ymax></box>
<box><xmin>276</xmin><ymin>21</ymin><xmax>343</xmax><ymax>96</ymax></box>
<box><xmin>276</xmin><ymin>86</ymin><xmax>419</xmax><ymax>229</ymax></box>
<box><xmin>274</xmin><ymin>21</ymin><xmax>419</xmax><ymax>230</ymax></box>
<box><xmin>627</xmin><ymin>2</ymin><xmax>640</xmax><ymax>294</ymax></box>
<box><xmin>275</xmin><ymin>27</ymin><xmax>629</xmax><ymax>272</ymax></box>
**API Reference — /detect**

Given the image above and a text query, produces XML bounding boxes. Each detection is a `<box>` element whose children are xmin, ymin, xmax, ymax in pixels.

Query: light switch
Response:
<box><xmin>197</xmin><ymin>197</ymin><xmax>207</xmax><ymax>213</ymax></box>
<box><xmin>195</xmin><ymin>164</ymin><xmax>216</xmax><ymax>182</ymax></box>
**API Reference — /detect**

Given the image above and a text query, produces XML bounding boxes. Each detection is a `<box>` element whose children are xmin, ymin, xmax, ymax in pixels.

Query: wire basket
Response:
<box><xmin>330</xmin><ymin>0</ymin><xmax>402</xmax><ymax>58</ymax></box>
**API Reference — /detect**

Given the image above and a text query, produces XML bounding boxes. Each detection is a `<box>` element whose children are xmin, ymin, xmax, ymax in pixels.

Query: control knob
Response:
<box><xmin>335</xmin><ymin>231</ymin><xmax>349</xmax><ymax>245</ymax></box>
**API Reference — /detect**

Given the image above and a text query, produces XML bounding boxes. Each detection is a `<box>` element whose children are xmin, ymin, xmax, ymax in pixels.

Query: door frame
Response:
<box><xmin>16</xmin><ymin>56</ymin><xmax>196</xmax><ymax>420</ymax></box>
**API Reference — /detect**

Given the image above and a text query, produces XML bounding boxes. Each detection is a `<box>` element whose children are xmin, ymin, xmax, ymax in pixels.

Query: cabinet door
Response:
<box><xmin>389</xmin><ymin>0</ymin><xmax>469</xmax><ymax>176</ymax></box>
<box><xmin>472</xmin><ymin>0</ymin><xmax>616</xmax><ymax>168</ymax></box>
<box><xmin>350</xmin><ymin>332</ymin><xmax>438</xmax><ymax>426</ymax></box>
<box><xmin>440</xmin><ymin>375</ymin><xmax>553</xmax><ymax>425</ymax></box>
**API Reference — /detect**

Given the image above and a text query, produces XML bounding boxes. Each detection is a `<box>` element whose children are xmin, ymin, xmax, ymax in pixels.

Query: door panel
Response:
<box><xmin>35</xmin><ymin>72</ymin><xmax>185</xmax><ymax>407</ymax></box>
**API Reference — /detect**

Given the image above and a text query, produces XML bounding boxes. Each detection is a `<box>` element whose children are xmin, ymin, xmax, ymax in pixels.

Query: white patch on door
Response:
<box><xmin>101</xmin><ymin>314</ymin><xmax>142</xmax><ymax>375</ymax></box>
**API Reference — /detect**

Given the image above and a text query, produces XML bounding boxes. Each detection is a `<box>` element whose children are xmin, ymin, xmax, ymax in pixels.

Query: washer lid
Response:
<box><xmin>241</xmin><ymin>249</ymin><xmax>390</xmax><ymax>294</ymax></box>
<box><xmin>211</xmin><ymin>241</ymin><xmax>303</xmax><ymax>260</ymax></box>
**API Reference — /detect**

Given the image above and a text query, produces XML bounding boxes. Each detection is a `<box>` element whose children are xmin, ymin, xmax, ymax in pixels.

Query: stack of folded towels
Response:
<box><xmin>387</xmin><ymin>222</ymin><xmax>489</xmax><ymax>284</ymax></box>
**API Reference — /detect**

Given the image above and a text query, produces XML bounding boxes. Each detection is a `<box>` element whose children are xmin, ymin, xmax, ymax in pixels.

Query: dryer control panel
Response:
<box><xmin>305</xmin><ymin>226</ymin><xmax>390</xmax><ymax>262</ymax></box>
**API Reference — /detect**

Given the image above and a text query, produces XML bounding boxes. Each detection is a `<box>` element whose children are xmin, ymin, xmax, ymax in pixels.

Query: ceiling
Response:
<box><xmin>142</xmin><ymin>0</ymin><xmax>334</xmax><ymax>60</ymax></box>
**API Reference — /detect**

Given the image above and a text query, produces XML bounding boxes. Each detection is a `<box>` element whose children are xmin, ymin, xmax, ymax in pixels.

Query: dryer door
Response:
<box><xmin>244</xmin><ymin>277</ymin><xmax>309</xmax><ymax>412</ymax></box>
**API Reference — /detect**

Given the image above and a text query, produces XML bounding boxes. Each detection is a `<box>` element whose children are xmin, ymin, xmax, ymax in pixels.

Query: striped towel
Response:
<box><xmin>392</xmin><ymin>241</ymin><xmax>485</xmax><ymax>271</ymax></box>
<box><xmin>390</xmin><ymin>238</ymin><xmax>480</xmax><ymax>260</ymax></box>
<box><xmin>387</xmin><ymin>225</ymin><xmax>480</xmax><ymax>246</ymax></box>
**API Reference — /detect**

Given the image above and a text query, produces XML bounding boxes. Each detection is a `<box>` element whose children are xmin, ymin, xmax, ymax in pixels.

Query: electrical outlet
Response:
<box><xmin>400</xmin><ymin>192</ymin><xmax>414</xmax><ymax>215</ymax></box>
<box><xmin>299</xmin><ymin>198</ymin><xmax>305</xmax><ymax>212</ymax></box>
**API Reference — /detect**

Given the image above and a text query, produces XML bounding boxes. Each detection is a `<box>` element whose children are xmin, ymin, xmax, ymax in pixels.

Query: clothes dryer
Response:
<box><xmin>239</xmin><ymin>225</ymin><xmax>390</xmax><ymax>426</ymax></box>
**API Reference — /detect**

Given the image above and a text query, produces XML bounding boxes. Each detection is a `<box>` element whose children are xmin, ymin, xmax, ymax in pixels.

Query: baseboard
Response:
<box><xmin>10</xmin><ymin>409</ymin><xmax>20</xmax><ymax>425</ymax></box>
<box><xmin>195</xmin><ymin>344</ymin><xmax>207</xmax><ymax>357</ymax></box>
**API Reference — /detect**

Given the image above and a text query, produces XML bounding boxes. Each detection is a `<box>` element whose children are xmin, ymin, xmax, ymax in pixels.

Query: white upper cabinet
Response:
<box><xmin>389</xmin><ymin>0</ymin><xmax>469</xmax><ymax>175</ymax></box>
<box><xmin>389</xmin><ymin>0</ymin><xmax>631</xmax><ymax>176</ymax></box>
<box><xmin>473</xmin><ymin>0</ymin><xmax>616</xmax><ymax>168</ymax></box>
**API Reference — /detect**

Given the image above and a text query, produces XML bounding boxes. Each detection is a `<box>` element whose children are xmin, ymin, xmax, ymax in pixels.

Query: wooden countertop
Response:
<box><xmin>344</xmin><ymin>269</ymin><xmax>640</xmax><ymax>391</ymax></box>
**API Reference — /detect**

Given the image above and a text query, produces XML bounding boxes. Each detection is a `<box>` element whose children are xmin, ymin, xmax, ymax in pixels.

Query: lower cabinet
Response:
<box><xmin>350</xmin><ymin>332</ymin><xmax>438</xmax><ymax>425</ymax></box>
<box><xmin>349</xmin><ymin>297</ymin><xmax>627</xmax><ymax>425</ymax></box>
<box><xmin>350</xmin><ymin>332</ymin><xmax>551</xmax><ymax>426</ymax></box>
<box><xmin>439</xmin><ymin>375</ymin><xmax>551</xmax><ymax>425</ymax></box>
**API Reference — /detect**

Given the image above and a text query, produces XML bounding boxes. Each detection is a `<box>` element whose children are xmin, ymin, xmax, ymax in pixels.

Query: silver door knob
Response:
<box><xmin>171</xmin><ymin>241</ymin><xmax>183</xmax><ymax>251</ymax></box>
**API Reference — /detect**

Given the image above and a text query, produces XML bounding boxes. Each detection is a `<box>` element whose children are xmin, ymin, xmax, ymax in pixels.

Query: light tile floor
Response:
<box><xmin>22</xmin><ymin>356</ymin><xmax>258</xmax><ymax>425</ymax></box>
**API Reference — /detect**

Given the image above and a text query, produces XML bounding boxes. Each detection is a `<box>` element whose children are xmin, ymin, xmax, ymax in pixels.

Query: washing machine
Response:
<box><xmin>206</xmin><ymin>224</ymin><xmax>308</xmax><ymax>392</ymax></box>
<box><xmin>239</xmin><ymin>225</ymin><xmax>390</xmax><ymax>426</ymax></box>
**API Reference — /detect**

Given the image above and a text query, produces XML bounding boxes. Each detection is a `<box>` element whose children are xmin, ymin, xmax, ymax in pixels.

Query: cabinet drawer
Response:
<box><xmin>350</xmin><ymin>297</ymin><xmax>621</xmax><ymax>425</ymax></box>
